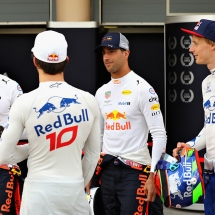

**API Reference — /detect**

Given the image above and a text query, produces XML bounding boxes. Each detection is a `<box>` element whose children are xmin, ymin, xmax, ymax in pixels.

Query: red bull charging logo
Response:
<box><xmin>47</xmin><ymin>53</ymin><xmax>59</xmax><ymax>62</ymax></box>
<box><xmin>105</xmin><ymin>110</ymin><xmax>131</xmax><ymax>130</ymax></box>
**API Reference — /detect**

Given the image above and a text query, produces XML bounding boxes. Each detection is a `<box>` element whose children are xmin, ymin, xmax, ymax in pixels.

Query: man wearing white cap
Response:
<box><xmin>0</xmin><ymin>30</ymin><xmax>100</xmax><ymax>215</ymax></box>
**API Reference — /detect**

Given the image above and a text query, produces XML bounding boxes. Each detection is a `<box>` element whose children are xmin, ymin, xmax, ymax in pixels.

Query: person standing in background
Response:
<box><xmin>172</xmin><ymin>19</ymin><xmax>215</xmax><ymax>215</ymax></box>
<box><xmin>0</xmin><ymin>73</ymin><xmax>23</xmax><ymax>215</ymax></box>
<box><xmin>0</xmin><ymin>30</ymin><xmax>100</xmax><ymax>215</ymax></box>
<box><xmin>93</xmin><ymin>32</ymin><xmax>167</xmax><ymax>215</ymax></box>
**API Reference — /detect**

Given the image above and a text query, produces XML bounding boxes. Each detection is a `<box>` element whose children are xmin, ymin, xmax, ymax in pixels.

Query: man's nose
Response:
<box><xmin>189</xmin><ymin>44</ymin><xmax>194</xmax><ymax>52</ymax></box>
<box><xmin>103</xmin><ymin>53</ymin><xmax>110</xmax><ymax>60</ymax></box>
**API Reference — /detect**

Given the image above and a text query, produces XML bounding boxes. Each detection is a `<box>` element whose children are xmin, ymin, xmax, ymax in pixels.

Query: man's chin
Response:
<box><xmin>195</xmin><ymin>59</ymin><xmax>200</xmax><ymax>64</ymax></box>
<box><xmin>106</xmin><ymin>68</ymin><xmax>115</xmax><ymax>73</ymax></box>
<box><xmin>195</xmin><ymin>60</ymin><xmax>204</xmax><ymax>65</ymax></box>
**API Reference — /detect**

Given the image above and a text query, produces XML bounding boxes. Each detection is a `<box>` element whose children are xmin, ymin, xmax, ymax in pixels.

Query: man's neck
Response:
<box><xmin>38</xmin><ymin>69</ymin><xmax>65</xmax><ymax>83</ymax></box>
<box><xmin>111</xmin><ymin>67</ymin><xmax>131</xmax><ymax>79</ymax></box>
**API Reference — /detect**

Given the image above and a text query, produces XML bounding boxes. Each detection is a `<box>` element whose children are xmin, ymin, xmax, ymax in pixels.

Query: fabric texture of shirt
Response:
<box><xmin>0</xmin><ymin>74</ymin><xmax>23</xmax><ymax>127</ymax></box>
<box><xmin>0</xmin><ymin>81</ymin><xmax>100</xmax><ymax>215</ymax></box>
<box><xmin>95</xmin><ymin>71</ymin><xmax>167</xmax><ymax>172</ymax></box>
<box><xmin>187</xmin><ymin>71</ymin><xmax>215</xmax><ymax>161</ymax></box>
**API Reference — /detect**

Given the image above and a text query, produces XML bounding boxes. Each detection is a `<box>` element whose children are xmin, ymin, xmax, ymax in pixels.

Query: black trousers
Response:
<box><xmin>100</xmin><ymin>159</ymin><xmax>163</xmax><ymax>215</ymax></box>
<box><xmin>0</xmin><ymin>168</ymin><xmax>16</xmax><ymax>215</ymax></box>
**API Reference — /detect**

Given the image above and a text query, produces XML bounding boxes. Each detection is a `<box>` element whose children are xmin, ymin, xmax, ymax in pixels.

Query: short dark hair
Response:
<box><xmin>119</xmin><ymin>48</ymin><xmax>126</xmax><ymax>52</ymax></box>
<box><xmin>101</xmin><ymin>47</ymin><xmax>126</xmax><ymax>54</ymax></box>
<box><xmin>32</xmin><ymin>54</ymin><xmax>69</xmax><ymax>75</ymax></box>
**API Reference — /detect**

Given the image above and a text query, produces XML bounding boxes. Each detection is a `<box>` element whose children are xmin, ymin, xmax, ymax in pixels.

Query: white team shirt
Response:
<box><xmin>95</xmin><ymin>71</ymin><xmax>167</xmax><ymax>172</ymax></box>
<box><xmin>187</xmin><ymin>70</ymin><xmax>215</xmax><ymax>161</ymax></box>
<box><xmin>0</xmin><ymin>81</ymin><xmax>100</xmax><ymax>215</ymax></box>
<box><xmin>0</xmin><ymin>74</ymin><xmax>23</xmax><ymax>126</ymax></box>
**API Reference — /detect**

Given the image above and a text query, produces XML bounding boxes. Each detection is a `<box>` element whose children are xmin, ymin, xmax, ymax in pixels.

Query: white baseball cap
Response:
<box><xmin>31</xmin><ymin>30</ymin><xmax>68</xmax><ymax>63</ymax></box>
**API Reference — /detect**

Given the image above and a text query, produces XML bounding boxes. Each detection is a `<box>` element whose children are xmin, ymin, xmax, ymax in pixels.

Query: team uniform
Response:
<box><xmin>0</xmin><ymin>74</ymin><xmax>23</xmax><ymax>215</ymax></box>
<box><xmin>186</xmin><ymin>69</ymin><xmax>215</xmax><ymax>214</ymax></box>
<box><xmin>95</xmin><ymin>71</ymin><xmax>167</xmax><ymax>215</ymax></box>
<box><xmin>0</xmin><ymin>74</ymin><xmax>23</xmax><ymax>127</ymax></box>
<box><xmin>0</xmin><ymin>81</ymin><xmax>100</xmax><ymax>215</ymax></box>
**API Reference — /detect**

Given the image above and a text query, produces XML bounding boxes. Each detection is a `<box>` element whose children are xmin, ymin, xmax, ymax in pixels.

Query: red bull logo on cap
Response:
<box><xmin>47</xmin><ymin>53</ymin><xmax>59</xmax><ymax>62</ymax></box>
<box><xmin>102</xmin><ymin>37</ymin><xmax>112</xmax><ymax>42</ymax></box>
<box><xmin>105</xmin><ymin>110</ymin><xmax>131</xmax><ymax>130</ymax></box>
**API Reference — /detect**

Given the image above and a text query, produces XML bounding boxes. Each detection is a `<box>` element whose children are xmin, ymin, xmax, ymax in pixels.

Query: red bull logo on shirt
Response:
<box><xmin>203</xmin><ymin>96</ymin><xmax>215</xmax><ymax>111</ymax></box>
<box><xmin>34</xmin><ymin>110</ymin><xmax>89</xmax><ymax>151</ymax></box>
<box><xmin>33</xmin><ymin>95</ymin><xmax>81</xmax><ymax>118</ymax></box>
<box><xmin>34</xmin><ymin>109</ymin><xmax>89</xmax><ymax>137</ymax></box>
<box><xmin>105</xmin><ymin>110</ymin><xmax>131</xmax><ymax>130</ymax></box>
<box><xmin>105</xmin><ymin>110</ymin><xmax>126</xmax><ymax>120</ymax></box>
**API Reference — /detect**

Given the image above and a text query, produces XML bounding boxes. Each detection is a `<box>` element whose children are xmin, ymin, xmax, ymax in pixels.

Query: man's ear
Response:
<box><xmin>124</xmin><ymin>50</ymin><xmax>130</xmax><ymax>59</ymax></box>
<box><xmin>33</xmin><ymin>57</ymin><xmax>37</xmax><ymax>67</ymax></box>
<box><xmin>211</xmin><ymin>43</ymin><xmax>215</xmax><ymax>50</ymax></box>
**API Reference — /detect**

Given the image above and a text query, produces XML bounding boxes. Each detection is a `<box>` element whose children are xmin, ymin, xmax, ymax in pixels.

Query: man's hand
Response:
<box><xmin>172</xmin><ymin>142</ymin><xmax>191</xmax><ymax>159</ymax></box>
<box><xmin>144</xmin><ymin>173</ymin><xmax>156</xmax><ymax>202</ymax></box>
<box><xmin>85</xmin><ymin>179</ymin><xmax>92</xmax><ymax>195</ymax></box>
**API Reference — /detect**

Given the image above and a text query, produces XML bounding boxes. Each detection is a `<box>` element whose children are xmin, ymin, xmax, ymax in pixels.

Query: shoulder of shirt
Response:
<box><xmin>131</xmin><ymin>72</ymin><xmax>152</xmax><ymax>91</ymax></box>
<box><xmin>202</xmin><ymin>74</ymin><xmax>212</xmax><ymax>86</ymax></box>
<box><xmin>12</xmin><ymin>88</ymin><xmax>37</xmax><ymax>103</ymax></box>
<box><xmin>0</xmin><ymin>75</ymin><xmax>20</xmax><ymax>87</ymax></box>
<box><xmin>203</xmin><ymin>74</ymin><xmax>212</xmax><ymax>81</ymax></box>
<box><xmin>95</xmin><ymin>81</ymin><xmax>111</xmax><ymax>94</ymax></box>
<box><xmin>66</xmin><ymin>85</ymin><xmax>95</xmax><ymax>99</ymax></box>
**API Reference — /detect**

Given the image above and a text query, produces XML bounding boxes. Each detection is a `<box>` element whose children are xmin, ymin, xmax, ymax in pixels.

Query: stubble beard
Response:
<box><xmin>105</xmin><ymin>63</ymin><xmax>118</xmax><ymax>74</ymax></box>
